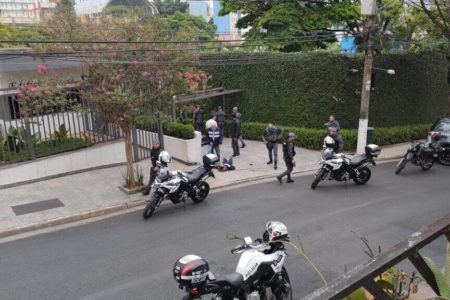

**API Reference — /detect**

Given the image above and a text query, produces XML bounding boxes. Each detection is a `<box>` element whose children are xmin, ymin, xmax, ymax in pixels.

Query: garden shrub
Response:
<box><xmin>165</xmin><ymin>122</ymin><xmax>195</xmax><ymax>140</ymax></box>
<box><xmin>221</xmin><ymin>121</ymin><xmax>431</xmax><ymax>150</ymax></box>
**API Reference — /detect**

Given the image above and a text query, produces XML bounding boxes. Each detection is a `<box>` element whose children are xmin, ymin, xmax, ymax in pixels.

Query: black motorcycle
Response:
<box><xmin>142</xmin><ymin>154</ymin><xmax>218</xmax><ymax>219</ymax></box>
<box><xmin>395</xmin><ymin>141</ymin><xmax>443</xmax><ymax>175</ymax></box>
<box><xmin>311</xmin><ymin>144</ymin><xmax>381</xmax><ymax>189</ymax></box>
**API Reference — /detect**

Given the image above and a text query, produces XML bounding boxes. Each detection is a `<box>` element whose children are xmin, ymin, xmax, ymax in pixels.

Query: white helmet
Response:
<box><xmin>264</xmin><ymin>221</ymin><xmax>290</xmax><ymax>243</ymax></box>
<box><xmin>324</xmin><ymin>136</ymin><xmax>335</xmax><ymax>148</ymax></box>
<box><xmin>158</xmin><ymin>150</ymin><xmax>171</xmax><ymax>165</ymax></box>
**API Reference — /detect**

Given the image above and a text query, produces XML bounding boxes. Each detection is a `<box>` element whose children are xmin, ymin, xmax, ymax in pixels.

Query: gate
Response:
<box><xmin>132</xmin><ymin>113</ymin><xmax>164</xmax><ymax>162</ymax></box>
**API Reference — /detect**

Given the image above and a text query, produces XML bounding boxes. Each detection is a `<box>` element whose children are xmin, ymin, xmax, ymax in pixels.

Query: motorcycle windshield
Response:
<box><xmin>157</xmin><ymin>168</ymin><xmax>169</xmax><ymax>181</ymax></box>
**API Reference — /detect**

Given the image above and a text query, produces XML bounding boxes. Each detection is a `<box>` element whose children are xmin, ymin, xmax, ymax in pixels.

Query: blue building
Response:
<box><xmin>188</xmin><ymin>0</ymin><xmax>242</xmax><ymax>40</ymax></box>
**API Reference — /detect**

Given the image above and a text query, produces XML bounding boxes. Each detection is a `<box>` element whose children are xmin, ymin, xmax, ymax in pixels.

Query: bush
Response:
<box><xmin>222</xmin><ymin>121</ymin><xmax>431</xmax><ymax>150</ymax></box>
<box><xmin>136</xmin><ymin>117</ymin><xmax>195</xmax><ymax>139</ymax></box>
<box><xmin>165</xmin><ymin>122</ymin><xmax>195</xmax><ymax>139</ymax></box>
<box><xmin>0</xmin><ymin>138</ymin><xmax>89</xmax><ymax>162</ymax></box>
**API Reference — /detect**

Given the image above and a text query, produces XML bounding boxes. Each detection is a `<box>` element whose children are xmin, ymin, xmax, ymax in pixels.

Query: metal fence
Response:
<box><xmin>302</xmin><ymin>213</ymin><xmax>450</xmax><ymax>300</ymax></box>
<box><xmin>0</xmin><ymin>96</ymin><xmax>122</xmax><ymax>164</ymax></box>
<box><xmin>0</xmin><ymin>87</ymin><xmax>167</xmax><ymax>165</ymax></box>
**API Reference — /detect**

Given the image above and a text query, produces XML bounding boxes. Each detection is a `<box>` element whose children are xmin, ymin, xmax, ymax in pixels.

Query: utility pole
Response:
<box><xmin>357</xmin><ymin>0</ymin><xmax>378</xmax><ymax>154</ymax></box>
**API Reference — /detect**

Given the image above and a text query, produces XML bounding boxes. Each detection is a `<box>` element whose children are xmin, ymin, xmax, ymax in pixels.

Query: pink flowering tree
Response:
<box><xmin>85</xmin><ymin>50</ymin><xmax>210</xmax><ymax>187</ymax></box>
<box><xmin>15</xmin><ymin>66</ymin><xmax>67</xmax><ymax>155</ymax></box>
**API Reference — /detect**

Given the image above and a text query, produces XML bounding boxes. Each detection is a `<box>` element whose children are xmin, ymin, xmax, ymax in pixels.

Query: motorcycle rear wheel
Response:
<box><xmin>268</xmin><ymin>268</ymin><xmax>292</xmax><ymax>300</ymax></box>
<box><xmin>143</xmin><ymin>192</ymin><xmax>162</xmax><ymax>219</ymax></box>
<box><xmin>311</xmin><ymin>169</ymin><xmax>326</xmax><ymax>190</ymax></box>
<box><xmin>395</xmin><ymin>157</ymin><xmax>407</xmax><ymax>175</ymax></box>
<box><xmin>353</xmin><ymin>167</ymin><xmax>371</xmax><ymax>185</ymax></box>
<box><xmin>191</xmin><ymin>182</ymin><xmax>210</xmax><ymax>203</ymax></box>
<box><xmin>438</xmin><ymin>147</ymin><xmax>450</xmax><ymax>166</ymax></box>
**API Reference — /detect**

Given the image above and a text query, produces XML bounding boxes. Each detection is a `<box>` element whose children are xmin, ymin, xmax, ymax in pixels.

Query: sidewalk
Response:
<box><xmin>0</xmin><ymin>139</ymin><xmax>410</xmax><ymax>239</ymax></box>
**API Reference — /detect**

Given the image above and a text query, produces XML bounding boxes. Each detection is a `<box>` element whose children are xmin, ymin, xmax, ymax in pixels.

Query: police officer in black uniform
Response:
<box><xmin>276</xmin><ymin>132</ymin><xmax>296</xmax><ymax>183</ymax></box>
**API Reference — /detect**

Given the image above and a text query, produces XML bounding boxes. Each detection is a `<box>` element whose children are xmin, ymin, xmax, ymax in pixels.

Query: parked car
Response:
<box><xmin>428</xmin><ymin>117</ymin><xmax>450</xmax><ymax>166</ymax></box>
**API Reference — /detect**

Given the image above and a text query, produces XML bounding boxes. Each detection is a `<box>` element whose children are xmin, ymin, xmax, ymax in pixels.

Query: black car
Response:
<box><xmin>428</xmin><ymin>117</ymin><xmax>450</xmax><ymax>165</ymax></box>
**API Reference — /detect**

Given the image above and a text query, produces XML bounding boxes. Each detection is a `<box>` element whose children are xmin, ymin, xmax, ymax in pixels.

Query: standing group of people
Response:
<box><xmin>148</xmin><ymin>107</ymin><xmax>344</xmax><ymax>190</ymax></box>
<box><xmin>203</xmin><ymin>106</ymin><xmax>245</xmax><ymax>170</ymax></box>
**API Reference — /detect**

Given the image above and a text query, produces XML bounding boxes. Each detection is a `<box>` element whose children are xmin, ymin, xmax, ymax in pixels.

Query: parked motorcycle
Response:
<box><xmin>173</xmin><ymin>221</ymin><xmax>292</xmax><ymax>300</ymax></box>
<box><xmin>395</xmin><ymin>141</ymin><xmax>443</xmax><ymax>175</ymax></box>
<box><xmin>142</xmin><ymin>153</ymin><xmax>219</xmax><ymax>219</ymax></box>
<box><xmin>311</xmin><ymin>144</ymin><xmax>381</xmax><ymax>189</ymax></box>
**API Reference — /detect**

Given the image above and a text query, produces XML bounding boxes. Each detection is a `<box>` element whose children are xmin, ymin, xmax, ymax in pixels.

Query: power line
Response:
<box><xmin>0</xmin><ymin>32</ymin><xmax>348</xmax><ymax>45</ymax></box>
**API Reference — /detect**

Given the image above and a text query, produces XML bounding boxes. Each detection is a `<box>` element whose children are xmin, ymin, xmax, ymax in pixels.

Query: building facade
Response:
<box><xmin>187</xmin><ymin>0</ymin><xmax>243</xmax><ymax>40</ymax></box>
<box><xmin>0</xmin><ymin>0</ymin><xmax>57</xmax><ymax>25</ymax></box>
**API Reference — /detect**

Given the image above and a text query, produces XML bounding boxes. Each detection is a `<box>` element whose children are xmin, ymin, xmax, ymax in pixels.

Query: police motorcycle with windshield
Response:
<box><xmin>174</xmin><ymin>221</ymin><xmax>292</xmax><ymax>300</ymax></box>
<box><xmin>142</xmin><ymin>152</ymin><xmax>219</xmax><ymax>219</ymax></box>
<box><xmin>311</xmin><ymin>137</ymin><xmax>381</xmax><ymax>189</ymax></box>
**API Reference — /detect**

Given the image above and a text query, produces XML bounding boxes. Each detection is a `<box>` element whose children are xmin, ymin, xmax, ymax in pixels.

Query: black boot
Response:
<box><xmin>267</xmin><ymin>160</ymin><xmax>273</xmax><ymax>165</ymax></box>
<box><xmin>142</xmin><ymin>187</ymin><xmax>150</xmax><ymax>196</ymax></box>
<box><xmin>287</xmin><ymin>177</ymin><xmax>294</xmax><ymax>183</ymax></box>
<box><xmin>274</xmin><ymin>161</ymin><xmax>277</xmax><ymax>170</ymax></box>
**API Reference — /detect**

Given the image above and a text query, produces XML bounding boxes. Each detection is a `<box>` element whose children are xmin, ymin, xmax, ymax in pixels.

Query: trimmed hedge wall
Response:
<box><xmin>136</xmin><ymin>117</ymin><xmax>195</xmax><ymax>140</ymax></box>
<box><xmin>221</xmin><ymin>121</ymin><xmax>430</xmax><ymax>150</ymax></box>
<box><xmin>201</xmin><ymin>52</ymin><xmax>449</xmax><ymax>129</ymax></box>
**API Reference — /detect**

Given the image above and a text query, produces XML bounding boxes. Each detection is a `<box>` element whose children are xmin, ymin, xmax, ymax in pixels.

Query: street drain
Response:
<box><xmin>11</xmin><ymin>198</ymin><xmax>65</xmax><ymax>216</ymax></box>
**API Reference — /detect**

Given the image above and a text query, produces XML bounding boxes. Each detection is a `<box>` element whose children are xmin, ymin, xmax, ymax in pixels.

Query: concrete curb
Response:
<box><xmin>0</xmin><ymin>155</ymin><xmax>403</xmax><ymax>239</ymax></box>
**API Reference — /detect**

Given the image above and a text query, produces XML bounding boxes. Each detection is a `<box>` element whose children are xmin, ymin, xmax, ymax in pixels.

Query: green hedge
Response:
<box><xmin>222</xmin><ymin>121</ymin><xmax>430</xmax><ymax>150</ymax></box>
<box><xmin>136</xmin><ymin>117</ymin><xmax>195</xmax><ymax>140</ymax></box>
<box><xmin>165</xmin><ymin>122</ymin><xmax>195</xmax><ymax>139</ymax></box>
<box><xmin>200</xmin><ymin>52</ymin><xmax>449</xmax><ymax>129</ymax></box>
<box><xmin>0</xmin><ymin>138</ymin><xmax>89</xmax><ymax>162</ymax></box>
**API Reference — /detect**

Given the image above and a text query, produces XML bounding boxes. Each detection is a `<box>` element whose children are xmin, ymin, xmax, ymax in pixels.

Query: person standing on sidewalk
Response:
<box><xmin>142</xmin><ymin>141</ymin><xmax>162</xmax><ymax>195</ymax></box>
<box><xmin>215</xmin><ymin>106</ymin><xmax>226</xmax><ymax>143</ymax></box>
<box><xmin>230</xmin><ymin>113</ymin><xmax>241</xmax><ymax>157</ymax></box>
<box><xmin>262</xmin><ymin>123</ymin><xmax>283</xmax><ymax>169</ymax></box>
<box><xmin>193</xmin><ymin>105</ymin><xmax>204</xmax><ymax>132</ymax></box>
<box><xmin>232</xmin><ymin>106</ymin><xmax>246</xmax><ymax>148</ymax></box>
<box><xmin>206</xmin><ymin>121</ymin><xmax>222</xmax><ymax>159</ymax></box>
<box><xmin>277</xmin><ymin>132</ymin><xmax>296</xmax><ymax>183</ymax></box>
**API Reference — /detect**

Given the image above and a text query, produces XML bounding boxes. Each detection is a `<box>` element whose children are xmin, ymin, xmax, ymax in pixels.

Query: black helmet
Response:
<box><xmin>174</xmin><ymin>255</ymin><xmax>210</xmax><ymax>289</ymax></box>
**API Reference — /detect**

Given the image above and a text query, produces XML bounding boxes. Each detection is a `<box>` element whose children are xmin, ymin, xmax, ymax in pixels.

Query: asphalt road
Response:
<box><xmin>1</xmin><ymin>162</ymin><xmax>450</xmax><ymax>300</ymax></box>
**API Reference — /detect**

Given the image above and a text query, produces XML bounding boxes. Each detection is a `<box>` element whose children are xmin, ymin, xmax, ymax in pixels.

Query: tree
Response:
<box><xmin>165</xmin><ymin>12</ymin><xmax>217</xmax><ymax>40</ymax></box>
<box><xmin>219</xmin><ymin>0</ymin><xmax>360</xmax><ymax>51</ymax></box>
<box><xmin>84</xmin><ymin>49</ymin><xmax>210</xmax><ymax>186</ymax></box>
<box><xmin>154</xmin><ymin>0</ymin><xmax>189</xmax><ymax>15</ymax></box>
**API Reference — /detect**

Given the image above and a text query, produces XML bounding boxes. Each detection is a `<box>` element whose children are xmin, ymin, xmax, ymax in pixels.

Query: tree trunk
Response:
<box><xmin>123</xmin><ymin>128</ymin><xmax>135</xmax><ymax>187</ymax></box>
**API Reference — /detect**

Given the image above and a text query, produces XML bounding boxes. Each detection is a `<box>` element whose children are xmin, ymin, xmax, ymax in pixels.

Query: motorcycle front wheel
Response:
<box><xmin>395</xmin><ymin>157</ymin><xmax>407</xmax><ymax>175</ymax></box>
<box><xmin>311</xmin><ymin>168</ymin><xmax>326</xmax><ymax>190</ymax></box>
<box><xmin>191</xmin><ymin>182</ymin><xmax>210</xmax><ymax>203</ymax></box>
<box><xmin>353</xmin><ymin>167</ymin><xmax>371</xmax><ymax>185</ymax></box>
<box><xmin>143</xmin><ymin>192</ymin><xmax>162</xmax><ymax>219</ymax></box>
<box><xmin>438</xmin><ymin>147</ymin><xmax>450</xmax><ymax>166</ymax></box>
<box><xmin>268</xmin><ymin>267</ymin><xmax>292</xmax><ymax>300</ymax></box>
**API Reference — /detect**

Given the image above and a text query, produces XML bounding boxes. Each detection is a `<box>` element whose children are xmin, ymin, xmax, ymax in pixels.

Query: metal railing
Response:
<box><xmin>302</xmin><ymin>213</ymin><xmax>450</xmax><ymax>300</ymax></box>
<box><xmin>1</xmin><ymin>100</ymin><xmax>166</xmax><ymax>165</ymax></box>
<box><xmin>0</xmin><ymin>97</ymin><xmax>122</xmax><ymax>164</ymax></box>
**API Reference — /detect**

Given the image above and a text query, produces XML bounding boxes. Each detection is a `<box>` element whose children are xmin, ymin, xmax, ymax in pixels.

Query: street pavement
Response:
<box><xmin>0</xmin><ymin>162</ymin><xmax>449</xmax><ymax>300</ymax></box>
<box><xmin>0</xmin><ymin>138</ymin><xmax>410</xmax><ymax>238</ymax></box>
